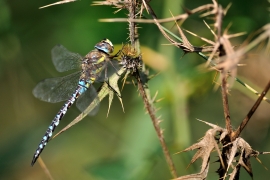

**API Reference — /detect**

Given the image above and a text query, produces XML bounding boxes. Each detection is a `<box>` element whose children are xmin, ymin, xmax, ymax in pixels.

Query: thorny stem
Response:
<box><xmin>217</xmin><ymin>5</ymin><xmax>234</xmax><ymax>141</ymax></box>
<box><xmin>159</xmin><ymin>25</ymin><xmax>270</xmax><ymax>104</ymax></box>
<box><xmin>128</xmin><ymin>0</ymin><xmax>136</xmax><ymax>46</ymax></box>
<box><xmin>127</xmin><ymin>0</ymin><xmax>177</xmax><ymax>178</ymax></box>
<box><xmin>221</xmin><ymin>75</ymin><xmax>232</xmax><ymax>140</ymax></box>
<box><xmin>135</xmin><ymin>72</ymin><xmax>178</xmax><ymax>178</ymax></box>
<box><xmin>137</xmin><ymin>1</ymin><xmax>178</xmax><ymax>178</ymax></box>
<box><xmin>232</xmin><ymin>80</ymin><xmax>270</xmax><ymax>140</ymax></box>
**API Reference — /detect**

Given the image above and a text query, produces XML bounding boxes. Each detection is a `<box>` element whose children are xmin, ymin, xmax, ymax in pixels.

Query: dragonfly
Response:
<box><xmin>31</xmin><ymin>39</ymin><xmax>115</xmax><ymax>166</ymax></box>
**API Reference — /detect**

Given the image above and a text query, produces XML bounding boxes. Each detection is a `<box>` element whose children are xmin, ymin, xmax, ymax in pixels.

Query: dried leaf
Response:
<box><xmin>178</xmin><ymin>120</ymin><xmax>270</xmax><ymax>180</ymax></box>
<box><xmin>177</xmin><ymin>120</ymin><xmax>223</xmax><ymax>179</ymax></box>
<box><xmin>176</xmin><ymin>162</ymin><xmax>209</xmax><ymax>180</ymax></box>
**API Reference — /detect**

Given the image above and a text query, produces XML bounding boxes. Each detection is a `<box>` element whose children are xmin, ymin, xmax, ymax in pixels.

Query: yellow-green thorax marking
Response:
<box><xmin>81</xmin><ymin>39</ymin><xmax>114</xmax><ymax>83</ymax></box>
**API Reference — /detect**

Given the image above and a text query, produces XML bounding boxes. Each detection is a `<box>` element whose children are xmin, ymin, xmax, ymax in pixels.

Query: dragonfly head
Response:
<box><xmin>95</xmin><ymin>39</ymin><xmax>114</xmax><ymax>54</ymax></box>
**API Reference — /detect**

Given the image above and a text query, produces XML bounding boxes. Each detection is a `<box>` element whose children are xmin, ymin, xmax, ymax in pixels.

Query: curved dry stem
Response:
<box><xmin>99</xmin><ymin>2</ymin><xmax>215</xmax><ymax>24</ymax></box>
<box><xmin>221</xmin><ymin>76</ymin><xmax>233</xmax><ymax>140</ymax></box>
<box><xmin>135</xmin><ymin>71</ymin><xmax>178</xmax><ymax>178</ymax></box>
<box><xmin>232</xmin><ymin>80</ymin><xmax>270</xmax><ymax>140</ymax></box>
<box><xmin>37</xmin><ymin>157</ymin><xmax>54</xmax><ymax>180</ymax></box>
<box><xmin>39</xmin><ymin>0</ymin><xmax>77</xmax><ymax>9</ymax></box>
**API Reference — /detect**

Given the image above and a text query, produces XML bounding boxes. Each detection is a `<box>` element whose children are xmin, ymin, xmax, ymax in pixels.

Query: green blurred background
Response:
<box><xmin>0</xmin><ymin>0</ymin><xmax>270</xmax><ymax>179</ymax></box>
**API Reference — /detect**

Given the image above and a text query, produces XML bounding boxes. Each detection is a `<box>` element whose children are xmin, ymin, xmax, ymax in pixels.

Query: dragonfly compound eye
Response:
<box><xmin>95</xmin><ymin>39</ymin><xmax>114</xmax><ymax>54</ymax></box>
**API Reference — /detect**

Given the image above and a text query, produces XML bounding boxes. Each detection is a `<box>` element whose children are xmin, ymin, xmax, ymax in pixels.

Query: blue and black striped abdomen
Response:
<box><xmin>31</xmin><ymin>80</ymin><xmax>90</xmax><ymax>166</ymax></box>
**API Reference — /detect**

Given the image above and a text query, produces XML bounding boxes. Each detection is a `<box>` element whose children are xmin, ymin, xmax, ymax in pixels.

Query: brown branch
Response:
<box><xmin>128</xmin><ymin>0</ymin><xmax>136</xmax><ymax>46</ymax></box>
<box><xmin>125</xmin><ymin>0</ymin><xmax>177</xmax><ymax>177</ymax></box>
<box><xmin>214</xmin><ymin>4</ymin><xmax>233</xmax><ymax>140</ymax></box>
<box><xmin>232</xmin><ymin>80</ymin><xmax>270</xmax><ymax>140</ymax></box>
<box><xmin>99</xmin><ymin>3</ymin><xmax>215</xmax><ymax>24</ymax></box>
<box><xmin>39</xmin><ymin>0</ymin><xmax>77</xmax><ymax>9</ymax></box>
<box><xmin>138</xmin><ymin>2</ymin><xmax>178</xmax><ymax>178</ymax></box>
<box><xmin>221</xmin><ymin>75</ymin><xmax>233</xmax><ymax>139</ymax></box>
<box><xmin>37</xmin><ymin>158</ymin><xmax>54</xmax><ymax>180</ymax></box>
<box><xmin>135</xmin><ymin>72</ymin><xmax>178</xmax><ymax>178</ymax></box>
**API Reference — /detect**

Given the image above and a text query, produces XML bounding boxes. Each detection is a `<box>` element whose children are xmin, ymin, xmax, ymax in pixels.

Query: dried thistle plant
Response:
<box><xmin>144</xmin><ymin>0</ymin><xmax>270</xmax><ymax>179</ymax></box>
<box><xmin>35</xmin><ymin>0</ymin><xmax>270</xmax><ymax>179</ymax></box>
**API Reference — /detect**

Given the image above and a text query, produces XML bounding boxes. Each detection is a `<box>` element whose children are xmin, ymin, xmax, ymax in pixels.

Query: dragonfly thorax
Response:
<box><xmin>81</xmin><ymin>50</ymin><xmax>108</xmax><ymax>83</ymax></box>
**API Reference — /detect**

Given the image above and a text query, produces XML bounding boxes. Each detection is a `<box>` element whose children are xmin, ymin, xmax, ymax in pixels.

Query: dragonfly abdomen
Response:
<box><xmin>31</xmin><ymin>80</ymin><xmax>90</xmax><ymax>166</ymax></box>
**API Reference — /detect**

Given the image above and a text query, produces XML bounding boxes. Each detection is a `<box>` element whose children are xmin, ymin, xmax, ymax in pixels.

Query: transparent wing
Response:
<box><xmin>76</xmin><ymin>85</ymin><xmax>100</xmax><ymax>116</ymax></box>
<box><xmin>33</xmin><ymin>72</ymin><xmax>81</xmax><ymax>103</ymax></box>
<box><xmin>75</xmin><ymin>60</ymin><xmax>120</xmax><ymax>115</ymax></box>
<box><xmin>95</xmin><ymin>59</ymin><xmax>120</xmax><ymax>83</ymax></box>
<box><xmin>52</xmin><ymin>45</ymin><xmax>82</xmax><ymax>72</ymax></box>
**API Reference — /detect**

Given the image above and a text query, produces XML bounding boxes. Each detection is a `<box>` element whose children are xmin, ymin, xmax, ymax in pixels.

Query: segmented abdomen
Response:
<box><xmin>31</xmin><ymin>80</ymin><xmax>89</xmax><ymax>166</ymax></box>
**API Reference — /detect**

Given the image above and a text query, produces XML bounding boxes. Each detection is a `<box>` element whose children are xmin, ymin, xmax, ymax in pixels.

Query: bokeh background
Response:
<box><xmin>0</xmin><ymin>0</ymin><xmax>270</xmax><ymax>179</ymax></box>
